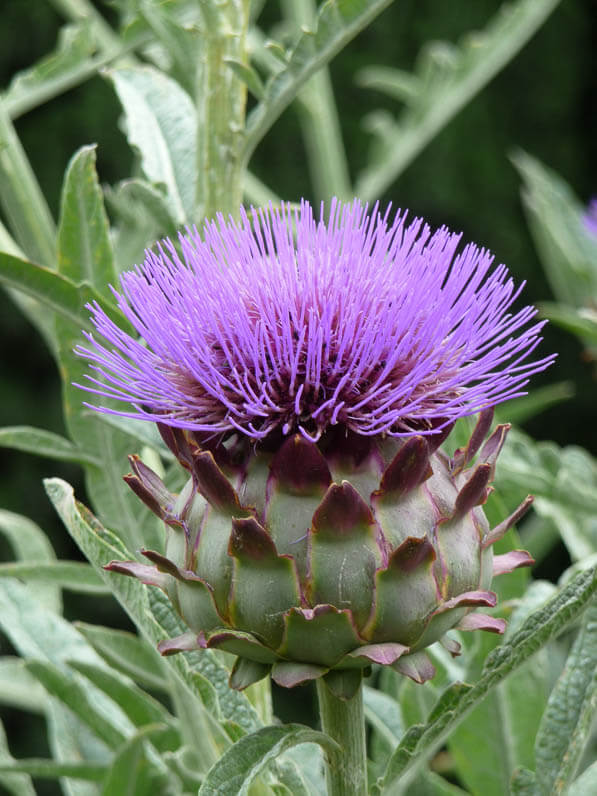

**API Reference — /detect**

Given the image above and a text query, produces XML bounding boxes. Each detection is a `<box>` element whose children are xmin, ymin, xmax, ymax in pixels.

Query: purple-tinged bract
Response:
<box><xmin>76</xmin><ymin>199</ymin><xmax>554</xmax><ymax>442</ymax></box>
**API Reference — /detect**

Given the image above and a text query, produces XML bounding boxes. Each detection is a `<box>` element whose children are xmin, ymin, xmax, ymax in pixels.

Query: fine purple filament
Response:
<box><xmin>75</xmin><ymin>199</ymin><xmax>555</xmax><ymax>441</ymax></box>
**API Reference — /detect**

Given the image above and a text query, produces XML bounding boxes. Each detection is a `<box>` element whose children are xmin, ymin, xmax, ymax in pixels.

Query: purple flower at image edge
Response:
<box><xmin>583</xmin><ymin>197</ymin><xmax>597</xmax><ymax>237</ymax></box>
<box><xmin>74</xmin><ymin>198</ymin><xmax>555</xmax><ymax>443</ymax></box>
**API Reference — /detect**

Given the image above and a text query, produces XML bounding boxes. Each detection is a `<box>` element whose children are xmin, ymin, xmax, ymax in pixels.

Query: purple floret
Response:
<box><xmin>75</xmin><ymin>199</ymin><xmax>555</xmax><ymax>442</ymax></box>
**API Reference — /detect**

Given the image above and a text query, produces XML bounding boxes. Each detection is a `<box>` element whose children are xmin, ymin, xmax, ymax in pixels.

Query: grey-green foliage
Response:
<box><xmin>354</xmin><ymin>0</ymin><xmax>562</xmax><ymax>200</ymax></box>
<box><xmin>0</xmin><ymin>0</ymin><xmax>595</xmax><ymax>794</ymax></box>
<box><xmin>496</xmin><ymin>427</ymin><xmax>597</xmax><ymax>562</ymax></box>
<box><xmin>534</xmin><ymin>602</ymin><xmax>597</xmax><ymax>794</ymax></box>
<box><xmin>379</xmin><ymin>565</ymin><xmax>597</xmax><ymax>794</ymax></box>
<box><xmin>513</xmin><ymin>150</ymin><xmax>597</xmax><ymax>353</ymax></box>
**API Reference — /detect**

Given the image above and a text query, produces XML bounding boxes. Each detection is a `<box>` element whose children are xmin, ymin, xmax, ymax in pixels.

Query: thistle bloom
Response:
<box><xmin>76</xmin><ymin>199</ymin><xmax>553</xmax><ymax>443</ymax></box>
<box><xmin>76</xmin><ymin>200</ymin><xmax>555</xmax><ymax>693</ymax></box>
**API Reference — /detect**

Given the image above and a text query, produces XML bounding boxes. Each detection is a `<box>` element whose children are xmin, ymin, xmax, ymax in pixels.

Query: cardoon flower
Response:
<box><xmin>76</xmin><ymin>199</ymin><xmax>554</xmax><ymax>694</ymax></box>
<box><xmin>583</xmin><ymin>197</ymin><xmax>597</xmax><ymax>237</ymax></box>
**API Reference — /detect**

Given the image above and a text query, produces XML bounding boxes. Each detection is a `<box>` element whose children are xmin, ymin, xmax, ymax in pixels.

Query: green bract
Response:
<box><xmin>108</xmin><ymin>409</ymin><xmax>533</xmax><ymax>697</ymax></box>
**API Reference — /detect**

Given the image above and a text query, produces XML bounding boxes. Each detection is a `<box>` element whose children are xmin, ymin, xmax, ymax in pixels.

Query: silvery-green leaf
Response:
<box><xmin>0</xmin><ymin>511</ymin><xmax>61</xmax><ymax>613</ymax></box>
<box><xmin>0</xmin><ymin>562</ymin><xmax>108</xmax><ymax>595</ymax></box>
<box><xmin>44</xmin><ymin>477</ymin><xmax>261</xmax><ymax>734</ymax></box>
<box><xmin>47</xmin><ymin>701</ymin><xmax>110</xmax><ymax>796</ymax></box>
<box><xmin>199</xmin><ymin>725</ymin><xmax>338</xmax><ymax>796</ymax></box>
<box><xmin>382</xmin><ymin>565</ymin><xmax>597</xmax><ymax>792</ymax></box>
<box><xmin>0</xmin><ymin>658</ymin><xmax>47</xmax><ymax>713</ymax></box>
<box><xmin>75</xmin><ymin>623</ymin><xmax>169</xmax><ymax>693</ymax></box>
<box><xmin>108</xmin><ymin>66</ymin><xmax>196</xmax><ymax>224</ymax></box>
<box><xmin>55</xmin><ymin>145</ymin><xmax>163</xmax><ymax>552</ymax></box>
<box><xmin>100</xmin><ymin>725</ymin><xmax>177</xmax><ymax>796</ymax></box>
<box><xmin>0</xmin><ymin>426</ymin><xmax>99</xmax><ymax>466</ymax></box>
<box><xmin>534</xmin><ymin>602</ymin><xmax>597</xmax><ymax>793</ymax></box>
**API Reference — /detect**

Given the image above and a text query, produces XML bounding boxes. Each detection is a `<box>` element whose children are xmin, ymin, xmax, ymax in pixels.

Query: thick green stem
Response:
<box><xmin>316</xmin><ymin>676</ymin><xmax>368</xmax><ymax>796</ymax></box>
<box><xmin>244</xmin><ymin>677</ymin><xmax>273</xmax><ymax>726</ymax></box>
<box><xmin>196</xmin><ymin>1</ymin><xmax>250</xmax><ymax>220</ymax></box>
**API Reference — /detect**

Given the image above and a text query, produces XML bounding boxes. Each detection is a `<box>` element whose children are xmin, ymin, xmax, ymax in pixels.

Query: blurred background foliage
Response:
<box><xmin>0</xmin><ymin>0</ymin><xmax>595</xmax><ymax>786</ymax></box>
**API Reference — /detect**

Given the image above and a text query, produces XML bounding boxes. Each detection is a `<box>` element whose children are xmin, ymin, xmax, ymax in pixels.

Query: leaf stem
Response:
<box><xmin>316</xmin><ymin>675</ymin><xmax>368</xmax><ymax>796</ymax></box>
<box><xmin>196</xmin><ymin>1</ymin><xmax>250</xmax><ymax>220</ymax></box>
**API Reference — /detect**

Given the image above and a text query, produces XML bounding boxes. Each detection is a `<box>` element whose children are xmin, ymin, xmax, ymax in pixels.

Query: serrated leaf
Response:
<box><xmin>356</xmin><ymin>0</ymin><xmax>561</xmax><ymax>199</ymax></box>
<box><xmin>0</xmin><ymin>718</ymin><xmax>36</xmax><ymax>796</ymax></box>
<box><xmin>0</xmin><ymin>576</ymin><xmax>139</xmax><ymax>779</ymax></box>
<box><xmin>199</xmin><ymin>725</ymin><xmax>338</xmax><ymax>796</ymax></box>
<box><xmin>166</xmin><ymin>672</ymin><xmax>227</xmax><ymax>777</ymax></box>
<box><xmin>108</xmin><ymin>66</ymin><xmax>196</xmax><ymax>224</ymax></box>
<box><xmin>243</xmin><ymin>0</ymin><xmax>393</xmax><ymax>159</ymax></box>
<box><xmin>0</xmin><ymin>561</ymin><xmax>108</xmax><ymax>595</ymax></box>
<box><xmin>44</xmin><ymin>477</ymin><xmax>261</xmax><ymax>734</ymax></box>
<box><xmin>4</xmin><ymin>23</ymin><xmax>96</xmax><ymax>119</ymax></box>
<box><xmin>75</xmin><ymin>623</ymin><xmax>169</xmax><ymax>693</ymax></box>
<box><xmin>382</xmin><ymin>565</ymin><xmax>597</xmax><ymax>791</ymax></box>
<box><xmin>0</xmin><ymin>426</ymin><xmax>99</xmax><ymax>466</ymax></box>
<box><xmin>534</xmin><ymin>602</ymin><xmax>597</xmax><ymax>793</ymax></box>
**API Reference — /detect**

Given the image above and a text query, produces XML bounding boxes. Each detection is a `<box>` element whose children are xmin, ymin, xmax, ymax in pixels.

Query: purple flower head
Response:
<box><xmin>76</xmin><ymin>199</ymin><xmax>555</xmax><ymax>443</ymax></box>
<box><xmin>583</xmin><ymin>198</ymin><xmax>597</xmax><ymax>237</ymax></box>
